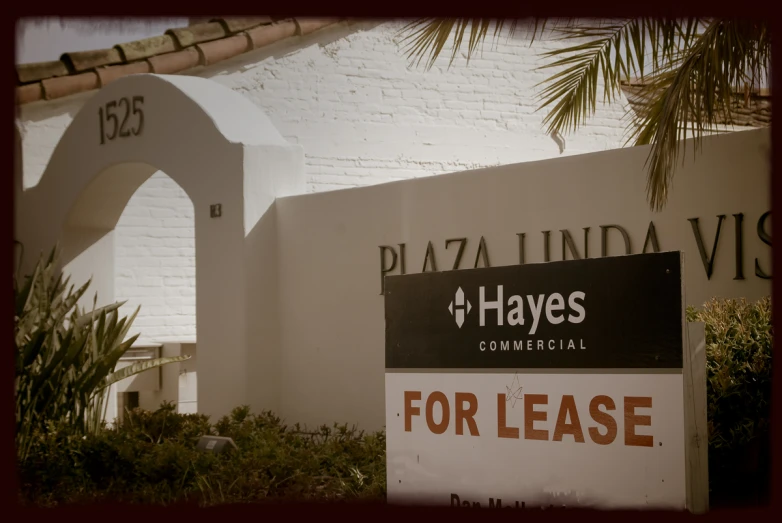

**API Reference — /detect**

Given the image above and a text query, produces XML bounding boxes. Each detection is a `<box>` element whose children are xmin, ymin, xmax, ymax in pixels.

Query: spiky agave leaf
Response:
<box><xmin>14</xmin><ymin>244</ymin><xmax>185</xmax><ymax>460</ymax></box>
<box><xmin>96</xmin><ymin>354</ymin><xmax>192</xmax><ymax>392</ymax></box>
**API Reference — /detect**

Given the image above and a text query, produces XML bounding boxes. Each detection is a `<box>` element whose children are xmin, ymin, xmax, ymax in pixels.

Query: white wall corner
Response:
<box><xmin>242</xmin><ymin>142</ymin><xmax>306</xmax><ymax>235</ymax></box>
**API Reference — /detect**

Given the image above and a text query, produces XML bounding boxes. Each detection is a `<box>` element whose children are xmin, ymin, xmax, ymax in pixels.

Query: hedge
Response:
<box><xmin>19</xmin><ymin>405</ymin><xmax>386</xmax><ymax>507</ymax></box>
<box><xmin>687</xmin><ymin>296</ymin><xmax>772</xmax><ymax>507</ymax></box>
<box><xmin>18</xmin><ymin>296</ymin><xmax>771</xmax><ymax>508</ymax></box>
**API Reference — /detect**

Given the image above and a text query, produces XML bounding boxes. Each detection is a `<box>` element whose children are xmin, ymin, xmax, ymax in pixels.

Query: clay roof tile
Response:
<box><xmin>245</xmin><ymin>21</ymin><xmax>297</xmax><ymax>49</ymax></box>
<box><xmin>166</xmin><ymin>22</ymin><xmax>227</xmax><ymax>48</ymax></box>
<box><xmin>148</xmin><ymin>48</ymin><xmax>202</xmax><ymax>75</ymax></box>
<box><xmin>61</xmin><ymin>48</ymin><xmax>123</xmax><ymax>72</ymax></box>
<box><xmin>17</xmin><ymin>60</ymin><xmax>70</xmax><ymax>84</ymax></box>
<box><xmin>17</xmin><ymin>83</ymin><xmax>44</xmax><ymax>104</ymax></box>
<box><xmin>197</xmin><ymin>34</ymin><xmax>252</xmax><ymax>66</ymax></box>
<box><xmin>214</xmin><ymin>17</ymin><xmax>273</xmax><ymax>33</ymax></box>
<box><xmin>15</xmin><ymin>16</ymin><xmax>346</xmax><ymax>105</ymax></box>
<box><xmin>42</xmin><ymin>71</ymin><xmax>100</xmax><ymax>101</ymax></box>
<box><xmin>115</xmin><ymin>34</ymin><xmax>178</xmax><ymax>62</ymax></box>
<box><xmin>97</xmin><ymin>61</ymin><xmax>152</xmax><ymax>87</ymax></box>
<box><xmin>294</xmin><ymin>18</ymin><xmax>341</xmax><ymax>36</ymax></box>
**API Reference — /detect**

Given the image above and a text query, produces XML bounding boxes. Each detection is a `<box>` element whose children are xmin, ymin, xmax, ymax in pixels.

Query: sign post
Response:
<box><xmin>384</xmin><ymin>251</ymin><xmax>699</xmax><ymax>510</ymax></box>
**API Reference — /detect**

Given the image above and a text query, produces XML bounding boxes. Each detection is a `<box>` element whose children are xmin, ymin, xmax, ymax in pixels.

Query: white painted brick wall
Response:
<box><xmin>205</xmin><ymin>21</ymin><xmax>632</xmax><ymax>193</ymax></box>
<box><xmin>114</xmin><ymin>173</ymin><xmax>196</xmax><ymax>343</ymax></box>
<box><xmin>17</xmin><ymin>20</ymin><xmax>636</xmax><ymax>344</ymax></box>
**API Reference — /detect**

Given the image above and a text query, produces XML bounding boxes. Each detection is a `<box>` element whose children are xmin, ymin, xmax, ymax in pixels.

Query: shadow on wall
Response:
<box><xmin>244</xmin><ymin>200</ymin><xmax>282</xmax><ymax>416</ymax></box>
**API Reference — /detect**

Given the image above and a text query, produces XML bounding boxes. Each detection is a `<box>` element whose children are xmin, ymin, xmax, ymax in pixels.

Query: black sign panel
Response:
<box><xmin>384</xmin><ymin>251</ymin><xmax>684</xmax><ymax>370</ymax></box>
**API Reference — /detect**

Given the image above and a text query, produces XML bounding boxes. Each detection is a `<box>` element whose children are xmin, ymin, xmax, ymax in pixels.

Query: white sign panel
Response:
<box><xmin>385</xmin><ymin>372</ymin><xmax>685</xmax><ymax>509</ymax></box>
<box><xmin>383</xmin><ymin>252</ymin><xmax>688</xmax><ymax>509</ymax></box>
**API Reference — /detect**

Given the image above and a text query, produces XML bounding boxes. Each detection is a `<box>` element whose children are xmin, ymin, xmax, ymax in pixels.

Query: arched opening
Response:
<box><xmin>115</xmin><ymin>170</ymin><xmax>197</xmax><ymax>418</ymax></box>
<box><xmin>115</xmin><ymin>170</ymin><xmax>196</xmax><ymax>347</ymax></box>
<box><xmin>15</xmin><ymin>73</ymin><xmax>305</xmax><ymax>422</ymax></box>
<box><xmin>61</xmin><ymin>162</ymin><xmax>198</xmax><ymax>424</ymax></box>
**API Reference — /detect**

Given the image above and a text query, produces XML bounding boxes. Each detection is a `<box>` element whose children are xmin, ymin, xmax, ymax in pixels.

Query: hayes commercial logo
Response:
<box><xmin>448</xmin><ymin>285</ymin><xmax>587</xmax><ymax>334</ymax></box>
<box><xmin>448</xmin><ymin>287</ymin><xmax>472</xmax><ymax>328</ymax></box>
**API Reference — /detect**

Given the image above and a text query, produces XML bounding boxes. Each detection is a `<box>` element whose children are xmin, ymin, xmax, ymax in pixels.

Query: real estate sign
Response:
<box><xmin>384</xmin><ymin>251</ymin><xmax>688</xmax><ymax>509</ymax></box>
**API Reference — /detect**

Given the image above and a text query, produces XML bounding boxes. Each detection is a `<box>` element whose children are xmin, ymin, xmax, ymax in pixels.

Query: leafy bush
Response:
<box><xmin>18</xmin><ymin>296</ymin><xmax>770</xmax><ymax>508</ymax></box>
<box><xmin>687</xmin><ymin>296</ymin><xmax>772</xmax><ymax>504</ymax></box>
<box><xmin>18</xmin><ymin>404</ymin><xmax>387</xmax><ymax>507</ymax></box>
<box><xmin>13</xmin><ymin>245</ymin><xmax>189</xmax><ymax>462</ymax></box>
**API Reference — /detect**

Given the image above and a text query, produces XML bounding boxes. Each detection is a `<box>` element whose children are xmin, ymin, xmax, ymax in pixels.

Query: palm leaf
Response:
<box><xmin>534</xmin><ymin>18</ymin><xmax>705</xmax><ymax>137</ymax></box>
<box><xmin>96</xmin><ymin>354</ymin><xmax>192</xmax><ymax>393</ymax></box>
<box><xmin>624</xmin><ymin>19</ymin><xmax>770</xmax><ymax>209</ymax></box>
<box><xmin>396</xmin><ymin>18</ymin><xmax>571</xmax><ymax>71</ymax></box>
<box><xmin>396</xmin><ymin>17</ymin><xmax>768</xmax><ymax>211</ymax></box>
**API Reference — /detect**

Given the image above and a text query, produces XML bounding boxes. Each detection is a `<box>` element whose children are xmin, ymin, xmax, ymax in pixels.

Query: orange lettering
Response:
<box><xmin>524</xmin><ymin>394</ymin><xmax>548</xmax><ymax>441</ymax></box>
<box><xmin>497</xmin><ymin>393</ymin><xmax>519</xmax><ymax>439</ymax></box>
<box><xmin>455</xmin><ymin>392</ymin><xmax>480</xmax><ymax>436</ymax></box>
<box><xmin>588</xmin><ymin>395</ymin><xmax>617</xmax><ymax>445</ymax></box>
<box><xmin>624</xmin><ymin>396</ymin><xmax>653</xmax><ymax>447</ymax></box>
<box><xmin>553</xmin><ymin>395</ymin><xmax>585</xmax><ymax>442</ymax></box>
<box><xmin>426</xmin><ymin>391</ymin><xmax>450</xmax><ymax>434</ymax></box>
<box><xmin>404</xmin><ymin>391</ymin><xmax>421</xmax><ymax>432</ymax></box>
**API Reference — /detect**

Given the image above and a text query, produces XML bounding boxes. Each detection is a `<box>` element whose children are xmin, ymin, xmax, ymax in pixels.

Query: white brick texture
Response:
<box><xmin>113</xmin><ymin>173</ymin><xmax>196</xmax><ymax>343</ymax></box>
<box><xmin>17</xmin><ymin>20</ymin><xmax>633</xmax><ymax>344</ymax></box>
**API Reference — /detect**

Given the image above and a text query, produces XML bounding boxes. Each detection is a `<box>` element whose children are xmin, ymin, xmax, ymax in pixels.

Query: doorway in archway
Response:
<box><xmin>60</xmin><ymin>163</ymin><xmax>197</xmax><ymax>425</ymax></box>
<box><xmin>114</xmin><ymin>170</ymin><xmax>197</xmax><ymax>421</ymax></box>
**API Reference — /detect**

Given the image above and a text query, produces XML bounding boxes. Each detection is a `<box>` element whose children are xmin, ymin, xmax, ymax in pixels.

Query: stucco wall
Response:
<box><xmin>273</xmin><ymin>127</ymin><xmax>771</xmax><ymax>431</ymax></box>
<box><xmin>17</xmin><ymin>20</ymin><xmax>639</xmax><ymax>344</ymax></box>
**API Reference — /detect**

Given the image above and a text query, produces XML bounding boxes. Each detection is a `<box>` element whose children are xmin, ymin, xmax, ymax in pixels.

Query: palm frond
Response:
<box><xmin>396</xmin><ymin>18</ymin><xmax>573</xmax><ymax>71</ymax></box>
<box><xmin>624</xmin><ymin>19</ymin><xmax>770</xmax><ymax>210</ymax></box>
<box><xmin>396</xmin><ymin>17</ymin><xmax>769</xmax><ymax>211</ymax></box>
<box><xmin>534</xmin><ymin>18</ymin><xmax>707</xmax><ymax>136</ymax></box>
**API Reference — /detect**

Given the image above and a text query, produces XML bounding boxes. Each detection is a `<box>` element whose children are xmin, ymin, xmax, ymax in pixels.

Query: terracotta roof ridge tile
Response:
<box><xmin>147</xmin><ymin>47</ymin><xmax>202</xmax><ymax>75</ymax></box>
<box><xmin>294</xmin><ymin>18</ymin><xmax>343</xmax><ymax>36</ymax></box>
<box><xmin>96</xmin><ymin>60</ymin><xmax>153</xmax><ymax>88</ymax></box>
<box><xmin>41</xmin><ymin>71</ymin><xmax>100</xmax><ymax>101</ymax></box>
<box><xmin>17</xmin><ymin>60</ymin><xmax>70</xmax><ymax>84</ymax></box>
<box><xmin>197</xmin><ymin>33</ymin><xmax>252</xmax><ymax>67</ymax></box>
<box><xmin>61</xmin><ymin>47</ymin><xmax>124</xmax><ymax>72</ymax></box>
<box><xmin>245</xmin><ymin>20</ymin><xmax>297</xmax><ymax>49</ymax></box>
<box><xmin>214</xmin><ymin>17</ymin><xmax>273</xmax><ymax>34</ymax></box>
<box><xmin>115</xmin><ymin>34</ymin><xmax>179</xmax><ymax>62</ymax></box>
<box><xmin>166</xmin><ymin>22</ymin><xmax>228</xmax><ymax>48</ymax></box>
<box><xmin>15</xmin><ymin>16</ymin><xmax>345</xmax><ymax>105</ymax></box>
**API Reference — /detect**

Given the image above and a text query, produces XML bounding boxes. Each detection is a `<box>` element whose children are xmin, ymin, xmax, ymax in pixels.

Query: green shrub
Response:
<box><xmin>687</xmin><ymin>296</ymin><xmax>772</xmax><ymax>450</ymax></box>
<box><xmin>18</xmin><ymin>404</ymin><xmax>386</xmax><ymax>507</ymax></box>
<box><xmin>687</xmin><ymin>296</ymin><xmax>772</xmax><ymax>503</ymax></box>
<box><xmin>13</xmin><ymin>245</ymin><xmax>189</xmax><ymax>462</ymax></box>
<box><xmin>18</xmin><ymin>296</ymin><xmax>771</xmax><ymax>508</ymax></box>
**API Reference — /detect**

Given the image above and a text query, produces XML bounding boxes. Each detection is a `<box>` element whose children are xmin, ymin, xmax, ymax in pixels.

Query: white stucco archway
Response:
<box><xmin>15</xmin><ymin>73</ymin><xmax>305</xmax><ymax>420</ymax></box>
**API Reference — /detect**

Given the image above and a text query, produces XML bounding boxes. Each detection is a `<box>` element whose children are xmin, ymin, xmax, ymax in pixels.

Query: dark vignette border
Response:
<box><xmin>6</xmin><ymin>2</ymin><xmax>779</xmax><ymax>520</ymax></box>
